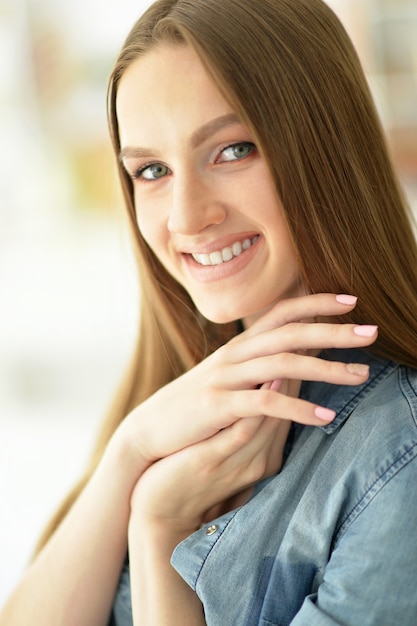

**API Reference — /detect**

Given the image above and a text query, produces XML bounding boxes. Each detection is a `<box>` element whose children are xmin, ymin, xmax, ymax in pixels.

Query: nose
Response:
<box><xmin>167</xmin><ymin>171</ymin><xmax>227</xmax><ymax>235</ymax></box>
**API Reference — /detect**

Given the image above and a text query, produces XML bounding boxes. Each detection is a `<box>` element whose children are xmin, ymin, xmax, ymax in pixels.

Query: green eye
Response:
<box><xmin>221</xmin><ymin>142</ymin><xmax>255</xmax><ymax>161</ymax></box>
<box><xmin>141</xmin><ymin>163</ymin><xmax>169</xmax><ymax>180</ymax></box>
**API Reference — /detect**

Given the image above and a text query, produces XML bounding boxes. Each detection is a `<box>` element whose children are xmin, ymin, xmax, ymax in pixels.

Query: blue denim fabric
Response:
<box><xmin>111</xmin><ymin>348</ymin><xmax>417</xmax><ymax>625</ymax></box>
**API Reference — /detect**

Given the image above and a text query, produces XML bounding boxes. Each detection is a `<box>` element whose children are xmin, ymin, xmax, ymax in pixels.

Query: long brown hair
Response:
<box><xmin>36</xmin><ymin>0</ymin><xmax>417</xmax><ymax>551</ymax></box>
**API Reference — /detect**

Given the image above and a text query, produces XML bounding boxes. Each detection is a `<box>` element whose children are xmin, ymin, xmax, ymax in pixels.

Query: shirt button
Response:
<box><xmin>206</xmin><ymin>524</ymin><xmax>219</xmax><ymax>536</ymax></box>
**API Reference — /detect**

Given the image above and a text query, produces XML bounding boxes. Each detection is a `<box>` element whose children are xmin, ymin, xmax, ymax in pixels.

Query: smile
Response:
<box><xmin>191</xmin><ymin>236</ymin><xmax>259</xmax><ymax>266</ymax></box>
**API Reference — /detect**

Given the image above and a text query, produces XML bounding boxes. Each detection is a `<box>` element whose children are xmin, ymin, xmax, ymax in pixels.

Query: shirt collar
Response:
<box><xmin>299</xmin><ymin>348</ymin><xmax>398</xmax><ymax>435</ymax></box>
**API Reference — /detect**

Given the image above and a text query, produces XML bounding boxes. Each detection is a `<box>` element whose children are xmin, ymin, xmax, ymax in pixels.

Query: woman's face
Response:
<box><xmin>116</xmin><ymin>44</ymin><xmax>303</xmax><ymax>326</ymax></box>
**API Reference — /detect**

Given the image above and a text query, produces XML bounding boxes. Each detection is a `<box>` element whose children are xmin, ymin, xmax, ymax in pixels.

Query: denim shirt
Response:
<box><xmin>111</xmin><ymin>348</ymin><xmax>417</xmax><ymax>625</ymax></box>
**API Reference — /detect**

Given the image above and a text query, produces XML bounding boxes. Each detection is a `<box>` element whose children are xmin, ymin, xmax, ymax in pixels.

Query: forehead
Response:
<box><xmin>116</xmin><ymin>45</ymin><xmax>235</xmax><ymax>147</ymax></box>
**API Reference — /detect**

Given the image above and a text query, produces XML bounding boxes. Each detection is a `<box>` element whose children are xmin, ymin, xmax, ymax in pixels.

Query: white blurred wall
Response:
<box><xmin>0</xmin><ymin>0</ymin><xmax>152</xmax><ymax>605</ymax></box>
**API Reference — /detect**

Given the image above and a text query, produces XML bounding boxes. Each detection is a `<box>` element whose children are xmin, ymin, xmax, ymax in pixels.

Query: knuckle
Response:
<box><xmin>274</xmin><ymin>322</ymin><xmax>296</xmax><ymax>341</ymax></box>
<box><xmin>232</xmin><ymin>419</ymin><xmax>257</xmax><ymax>447</ymax></box>
<box><xmin>211</xmin><ymin>342</ymin><xmax>234</xmax><ymax>366</ymax></box>
<box><xmin>277</xmin><ymin>351</ymin><xmax>294</xmax><ymax>366</ymax></box>
<box><xmin>257</xmin><ymin>390</ymin><xmax>277</xmax><ymax>415</ymax></box>
<box><xmin>209</xmin><ymin>346</ymin><xmax>224</xmax><ymax>366</ymax></box>
<box><xmin>200</xmin><ymin>386</ymin><xmax>221</xmax><ymax>413</ymax></box>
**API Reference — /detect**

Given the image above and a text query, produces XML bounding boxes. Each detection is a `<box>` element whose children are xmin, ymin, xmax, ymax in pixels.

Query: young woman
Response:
<box><xmin>2</xmin><ymin>0</ymin><xmax>417</xmax><ymax>624</ymax></box>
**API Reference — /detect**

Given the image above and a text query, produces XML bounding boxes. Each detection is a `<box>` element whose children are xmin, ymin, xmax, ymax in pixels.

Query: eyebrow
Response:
<box><xmin>119</xmin><ymin>112</ymin><xmax>241</xmax><ymax>161</ymax></box>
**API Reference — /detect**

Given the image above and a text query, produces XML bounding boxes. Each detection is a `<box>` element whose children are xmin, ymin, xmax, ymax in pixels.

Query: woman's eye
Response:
<box><xmin>218</xmin><ymin>142</ymin><xmax>255</xmax><ymax>162</ymax></box>
<box><xmin>135</xmin><ymin>163</ymin><xmax>170</xmax><ymax>181</ymax></box>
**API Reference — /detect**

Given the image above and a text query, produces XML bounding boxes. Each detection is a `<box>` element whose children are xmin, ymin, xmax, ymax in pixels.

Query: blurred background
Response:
<box><xmin>0</xmin><ymin>0</ymin><xmax>416</xmax><ymax>607</ymax></box>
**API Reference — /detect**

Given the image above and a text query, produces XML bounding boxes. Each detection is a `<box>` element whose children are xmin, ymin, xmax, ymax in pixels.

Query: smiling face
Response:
<box><xmin>116</xmin><ymin>44</ymin><xmax>303</xmax><ymax>326</ymax></box>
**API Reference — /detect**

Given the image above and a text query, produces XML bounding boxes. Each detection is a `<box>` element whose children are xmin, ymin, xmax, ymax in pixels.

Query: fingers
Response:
<box><xmin>221</xmin><ymin>324</ymin><xmax>377</xmax><ymax>390</ymax></box>
<box><xmin>227</xmin><ymin>388</ymin><xmax>338</xmax><ymax>427</ymax></box>
<box><xmin>186</xmin><ymin>415</ymin><xmax>284</xmax><ymax>487</ymax></box>
<box><xmin>239</xmin><ymin>292</ymin><xmax>358</xmax><ymax>338</ymax></box>
<box><xmin>127</xmin><ymin>293</ymin><xmax>375</xmax><ymax>468</ymax></box>
<box><xmin>260</xmin><ymin>379</ymin><xmax>282</xmax><ymax>392</ymax></box>
<box><xmin>270</xmin><ymin>321</ymin><xmax>378</xmax><ymax>353</ymax></box>
<box><xmin>129</xmin><ymin>413</ymin><xmax>287</xmax><ymax>528</ymax></box>
<box><xmin>226</xmin><ymin>292</ymin><xmax>375</xmax><ymax>364</ymax></box>
<box><xmin>225</xmin><ymin>353</ymin><xmax>370</xmax><ymax>390</ymax></box>
<box><xmin>228</xmin><ymin>321</ymin><xmax>377</xmax><ymax>364</ymax></box>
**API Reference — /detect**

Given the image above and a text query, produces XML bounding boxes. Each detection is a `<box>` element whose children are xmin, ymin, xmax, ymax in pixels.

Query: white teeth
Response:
<box><xmin>209</xmin><ymin>251</ymin><xmax>223</xmax><ymax>265</ymax></box>
<box><xmin>191</xmin><ymin>236</ymin><xmax>259</xmax><ymax>266</ymax></box>
<box><xmin>222</xmin><ymin>247</ymin><xmax>234</xmax><ymax>262</ymax></box>
<box><xmin>199</xmin><ymin>253</ymin><xmax>211</xmax><ymax>266</ymax></box>
<box><xmin>232</xmin><ymin>241</ymin><xmax>243</xmax><ymax>257</ymax></box>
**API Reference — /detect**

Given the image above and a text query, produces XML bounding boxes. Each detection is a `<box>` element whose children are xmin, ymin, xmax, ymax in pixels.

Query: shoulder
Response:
<box><xmin>300</xmin><ymin>353</ymin><xmax>417</xmax><ymax>465</ymax></box>
<box><xmin>310</xmin><ymin>351</ymin><xmax>417</xmax><ymax>445</ymax></box>
<box><xmin>364</xmin><ymin>360</ymin><xmax>417</xmax><ymax>414</ymax></box>
<box><xmin>348</xmin><ymin>362</ymin><xmax>417</xmax><ymax>445</ymax></box>
<box><xmin>330</xmin><ymin>363</ymin><xmax>417</xmax><ymax>541</ymax></box>
<box><xmin>297</xmin><ymin>355</ymin><xmax>417</xmax><ymax>535</ymax></box>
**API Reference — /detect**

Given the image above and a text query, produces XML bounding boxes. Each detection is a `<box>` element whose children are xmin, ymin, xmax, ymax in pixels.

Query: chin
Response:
<box><xmin>199</xmin><ymin>310</ymin><xmax>239</xmax><ymax>325</ymax></box>
<box><xmin>193</xmin><ymin>303</ymin><xmax>240</xmax><ymax>325</ymax></box>
<box><xmin>197</xmin><ymin>289</ymin><xmax>303</xmax><ymax>328</ymax></box>
<box><xmin>196</xmin><ymin>300</ymin><xmax>266</xmax><ymax>327</ymax></box>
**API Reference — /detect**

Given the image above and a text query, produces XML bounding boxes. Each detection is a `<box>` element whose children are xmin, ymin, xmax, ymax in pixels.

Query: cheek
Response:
<box><xmin>136</xmin><ymin>209</ymin><xmax>169</xmax><ymax>260</ymax></box>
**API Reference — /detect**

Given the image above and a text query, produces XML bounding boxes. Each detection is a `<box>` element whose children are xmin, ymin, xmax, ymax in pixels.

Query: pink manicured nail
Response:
<box><xmin>314</xmin><ymin>406</ymin><xmax>336</xmax><ymax>422</ymax></box>
<box><xmin>336</xmin><ymin>294</ymin><xmax>358</xmax><ymax>305</ymax></box>
<box><xmin>261</xmin><ymin>379</ymin><xmax>282</xmax><ymax>391</ymax></box>
<box><xmin>270</xmin><ymin>379</ymin><xmax>282</xmax><ymax>392</ymax></box>
<box><xmin>353</xmin><ymin>325</ymin><xmax>378</xmax><ymax>337</ymax></box>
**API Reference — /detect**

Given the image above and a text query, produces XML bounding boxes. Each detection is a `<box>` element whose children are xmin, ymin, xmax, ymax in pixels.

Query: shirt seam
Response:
<box><xmin>194</xmin><ymin>509</ymin><xmax>240</xmax><ymax>590</ymax></box>
<box><xmin>400</xmin><ymin>367</ymin><xmax>417</xmax><ymax>427</ymax></box>
<box><xmin>333</xmin><ymin>440</ymin><xmax>417</xmax><ymax>547</ymax></box>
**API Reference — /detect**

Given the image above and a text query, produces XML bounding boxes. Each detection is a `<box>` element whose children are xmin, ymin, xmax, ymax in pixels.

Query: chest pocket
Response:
<box><xmin>244</xmin><ymin>557</ymin><xmax>318</xmax><ymax>626</ymax></box>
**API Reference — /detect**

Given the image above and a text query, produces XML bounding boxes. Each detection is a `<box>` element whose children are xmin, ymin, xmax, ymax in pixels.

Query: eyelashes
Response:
<box><xmin>126</xmin><ymin>141</ymin><xmax>257</xmax><ymax>183</ymax></box>
<box><xmin>217</xmin><ymin>141</ymin><xmax>255</xmax><ymax>163</ymax></box>
<box><xmin>133</xmin><ymin>162</ymin><xmax>170</xmax><ymax>182</ymax></box>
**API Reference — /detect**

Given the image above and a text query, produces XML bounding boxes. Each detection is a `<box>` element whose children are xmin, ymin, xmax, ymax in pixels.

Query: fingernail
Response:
<box><xmin>336</xmin><ymin>294</ymin><xmax>357</xmax><ymax>305</ymax></box>
<box><xmin>347</xmin><ymin>363</ymin><xmax>370</xmax><ymax>376</ymax></box>
<box><xmin>314</xmin><ymin>406</ymin><xmax>336</xmax><ymax>422</ymax></box>
<box><xmin>353</xmin><ymin>325</ymin><xmax>378</xmax><ymax>337</ymax></box>
<box><xmin>269</xmin><ymin>379</ymin><xmax>282</xmax><ymax>392</ymax></box>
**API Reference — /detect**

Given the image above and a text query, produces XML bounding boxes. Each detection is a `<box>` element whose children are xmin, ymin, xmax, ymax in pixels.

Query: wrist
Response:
<box><xmin>99</xmin><ymin>424</ymin><xmax>153</xmax><ymax>495</ymax></box>
<box><xmin>129</xmin><ymin>509</ymin><xmax>199</xmax><ymax>547</ymax></box>
<box><xmin>128</xmin><ymin>513</ymin><xmax>205</xmax><ymax>625</ymax></box>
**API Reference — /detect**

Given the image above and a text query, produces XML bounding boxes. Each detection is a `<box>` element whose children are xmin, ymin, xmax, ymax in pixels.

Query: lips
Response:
<box><xmin>191</xmin><ymin>236</ymin><xmax>259</xmax><ymax>266</ymax></box>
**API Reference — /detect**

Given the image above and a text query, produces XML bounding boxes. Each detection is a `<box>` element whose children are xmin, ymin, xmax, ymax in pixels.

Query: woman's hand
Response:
<box><xmin>127</xmin><ymin>384</ymin><xmax>300</xmax><ymax>626</ymax></box>
<box><xmin>114</xmin><ymin>293</ymin><xmax>377</xmax><ymax>481</ymax></box>
<box><xmin>124</xmin><ymin>293</ymin><xmax>377</xmax><ymax>625</ymax></box>
<box><xmin>127</xmin><ymin>410</ymin><xmax>289</xmax><ymax>626</ymax></box>
<box><xmin>129</xmin><ymin>411</ymin><xmax>288</xmax><ymax>533</ymax></box>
